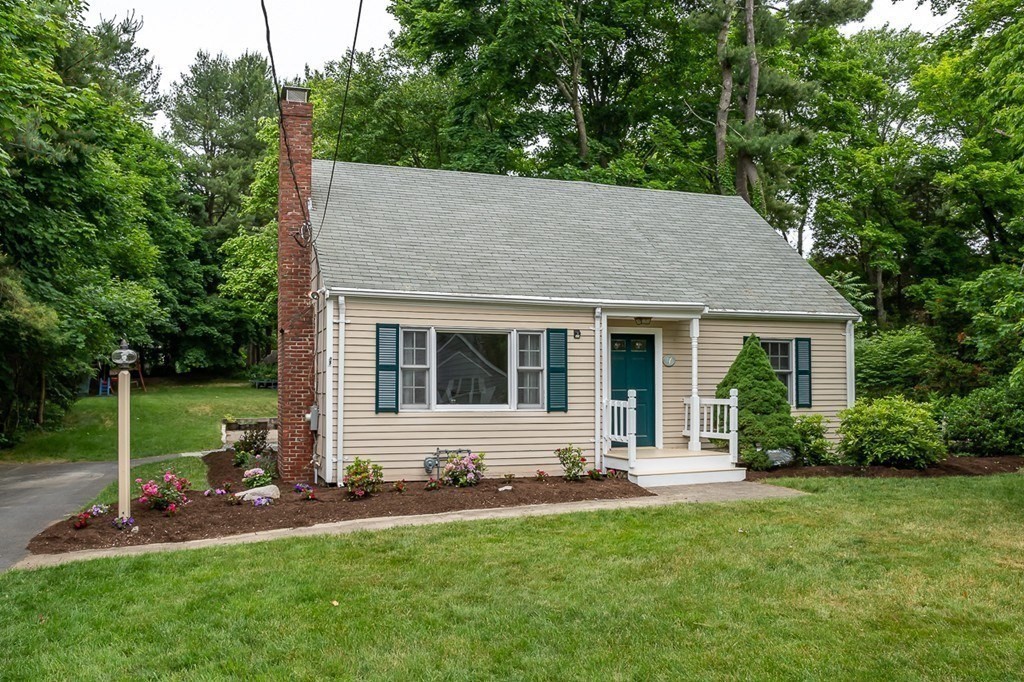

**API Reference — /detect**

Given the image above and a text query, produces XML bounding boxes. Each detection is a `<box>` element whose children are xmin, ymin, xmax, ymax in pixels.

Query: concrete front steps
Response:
<box><xmin>605</xmin><ymin>447</ymin><xmax>747</xmax><ymax>488</ymax></box>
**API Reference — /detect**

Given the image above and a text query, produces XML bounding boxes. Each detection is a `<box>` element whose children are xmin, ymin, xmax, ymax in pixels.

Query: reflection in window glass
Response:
<box><xmin>517</xmin><ymin>332</ymin><xmax>542</xmax><ymax>407</ymax></box>
<box><xmin>436</xmin><ymin>332</ymin><xmax>509</xmax><ymax>405</ymax></box>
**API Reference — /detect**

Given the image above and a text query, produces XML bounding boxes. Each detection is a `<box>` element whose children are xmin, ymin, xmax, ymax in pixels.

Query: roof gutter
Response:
<box><xmin>704</xmin><ymin>308</ymin><xmax>862</xmax><ymax>322</ymax></box>
<box><xmin>324</xmin><ymin>286</ymin><xmax>706</xmax><ymax>311</ymax></box>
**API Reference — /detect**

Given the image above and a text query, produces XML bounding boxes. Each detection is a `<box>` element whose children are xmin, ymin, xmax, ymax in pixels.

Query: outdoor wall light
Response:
<box><xmin>634</xmin><ymin>317</ymin><xmax>652</xmax><ymax>326</ymax></box>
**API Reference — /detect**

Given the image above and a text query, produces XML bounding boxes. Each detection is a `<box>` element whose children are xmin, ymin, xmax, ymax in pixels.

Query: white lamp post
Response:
<box><xmin>111</xmin><ymin>339</ymin><xmax>138</xmax><ymax>521</ymax></box>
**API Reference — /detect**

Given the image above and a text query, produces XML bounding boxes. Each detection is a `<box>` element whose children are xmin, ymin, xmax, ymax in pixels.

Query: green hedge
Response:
<box><xmin>941</xmin><ymin>383</ymin><xmax>1024</xmax><ymax>456</ymax></box>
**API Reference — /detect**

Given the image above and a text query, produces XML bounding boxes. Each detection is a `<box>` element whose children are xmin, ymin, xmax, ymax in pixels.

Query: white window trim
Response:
<box><xmin>398</xmin><ymin>327</ymin><xmax>546</xmax><ymax>413</ymax></box>
<box><xmin>760</xmin><ymin>338</ymin><xmax>795</xmax><ymax>406</ymax></box>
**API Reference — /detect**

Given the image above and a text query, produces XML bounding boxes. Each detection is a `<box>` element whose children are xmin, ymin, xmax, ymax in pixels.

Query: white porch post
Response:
<box><xmin>689</xmin><ymin>318</ymin><xmax>701</xmax><ymax>451</ymax></box>
<box><xmin>729</xmin><ymin>388</ymin><xmax>739</xmax><ymax>464</ymax></box>
<box><xmin>626</xmin><ymin>389</ymin><xmax>637</xmax><ymax>470</ymax></box>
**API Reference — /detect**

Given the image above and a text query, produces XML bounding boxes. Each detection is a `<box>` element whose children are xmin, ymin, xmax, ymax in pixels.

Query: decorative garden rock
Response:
<box><xmin>236</xmin><ymin>484</ymin><xmax>281</xmax><ymax>501</ymax></box>
<box><xmin>766</xmin><ymin>448</ymin><xmax>795</xmax><ymax>467</ymax></box>
<box><xmin>498</xmin><ymin>485</ymin><xmax>513</xmax><ymax>492</ymax></box>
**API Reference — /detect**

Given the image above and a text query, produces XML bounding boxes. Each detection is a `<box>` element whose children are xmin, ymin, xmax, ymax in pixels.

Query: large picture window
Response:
<box><xmin>399</xmin><ymin>329</ymin><xmax>544</xmax><ymax>410</ymax></box>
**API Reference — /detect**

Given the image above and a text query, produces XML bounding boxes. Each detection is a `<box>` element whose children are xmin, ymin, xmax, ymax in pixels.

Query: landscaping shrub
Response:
<box><xmin>855</xmin><ymin>327</ymin><xmax>936</xmax><ymax>399</ymax></box>
<box><xmin>343</xmin><ymin>457</ymin><xmax>384</xmax><ymax>499</ymax></box>
<box><xmin>242</xmin><ymin>451</ymin><xmax>278</xmax><ymax>479</ymax></box>
<box><xmin>242</xmin><ymin>467</ymin><xmax>272</xmax><ymax>488</ymax></box>
<box><xmin>587</xmin><ymin>468</ymin><xmax>606</xmax><ymax>481</ymax></box>
<box><xmin>555</xmin><ymin>444</ymin><xmax>586</xmax><ymax>481</ymax></box>
<box><xmin>443</xmin><ymin>451</ymin><xmax>487</xmax><ymax>487</ymax></box>
<box><xmin>838</xmin><ymin>396</ymin><xmax>945</xmax><ymax>469</ymax></box>
<box><xmin>233</xmin><ymin>424</ymin><xmax>270</xmax><ymax>466</ymax></box>
<box><xmin>793</xmin><ymin>415</ymin><xmax>836</xmax><ymax>465</ymax></box>
<box><xmin>137</xmin><ymin>470</ymin><xmax>190</xmax><ymax>512</ymax></box>
<box><xmin>535</xmin><ymin>470</ymin><xmax>549</xmax><ymax>481</ymax></box>
<box><xmin>716</xmin><ymin>335</ymin><xmax>798</xmax><ymax>463</ymax></box>
<box><xmin>941</xmin><ymin>383</ymin><xmax>1024</xmax><ymax>456</ymax></box>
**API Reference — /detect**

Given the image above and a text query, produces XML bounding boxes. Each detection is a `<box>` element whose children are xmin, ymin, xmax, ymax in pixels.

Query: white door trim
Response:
<box><xmin>608</xmin><ymin>326</ymin><xmax>663</xmax><ymax>450</ymax></box>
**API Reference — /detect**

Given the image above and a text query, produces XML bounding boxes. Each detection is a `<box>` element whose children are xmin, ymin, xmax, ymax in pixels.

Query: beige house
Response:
<box><xmin>300</xmin><ymin>161</ymin><xmax>859</xmax><ymax>488</ymax></box>
<box><xmin>274</xmin><ymin>84</ymin><xmax>857</xmax><ymax>487</ymax></box>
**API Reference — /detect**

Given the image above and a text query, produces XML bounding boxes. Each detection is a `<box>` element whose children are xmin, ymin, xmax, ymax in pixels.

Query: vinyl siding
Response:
<box><xmin>338</xmin><ymin>297</ymin><xmax>597</xmax><ymax>480</ymax></box>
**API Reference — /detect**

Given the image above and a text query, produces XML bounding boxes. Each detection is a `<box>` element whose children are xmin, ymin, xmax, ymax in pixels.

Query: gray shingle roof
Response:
<box><xmin>310</xmin><ymin>160</ymin><xmax>857</xmax><ymax>317</ymax></box>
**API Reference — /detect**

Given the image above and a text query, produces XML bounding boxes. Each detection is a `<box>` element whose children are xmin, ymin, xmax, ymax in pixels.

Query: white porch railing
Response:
<box><xmin>604</xmin><ymin>389</ymin><xmax>637</xmax><ymax>469</ymax></box>
<box><xmin>683</xmin><ymin>389</ymin><xmax>739</xmax><ymax>463</ymax></box>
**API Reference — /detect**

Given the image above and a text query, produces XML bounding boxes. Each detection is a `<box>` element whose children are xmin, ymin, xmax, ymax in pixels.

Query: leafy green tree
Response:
<box><xmin>716</xmin><ymin>334</ymin><xmax>798</xmax><ymax>466</ymax></box>
<box><xmin>855</xmin><ymin>327</ymin><xmax>936</xmax><ymax>399</ymax></box>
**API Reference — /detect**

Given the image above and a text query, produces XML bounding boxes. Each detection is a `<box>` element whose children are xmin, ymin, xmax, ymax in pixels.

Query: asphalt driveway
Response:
<box><xmin>0</xmin><ymin>454</ymin><xmax>191</xmax><ymax>571</ymax></box>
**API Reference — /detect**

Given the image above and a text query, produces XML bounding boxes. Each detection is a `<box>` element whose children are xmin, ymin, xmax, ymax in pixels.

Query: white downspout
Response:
<box><xmin>593</xmin><ymin>307</ymin><xmax>602</xmax><ymax>471</ymax></box>
<box><xmin>689</xmin><ymin>318</ymin><xmax>702</xmax><ymax>452</ymax></box>
<box><xmin>336</xmin><ymin>296</ymin><xmax>346</xmax><ymax>484</ymax></box>
<box><xmin>601</xmin><ymin>310</ymin><xmax>610</xmax><ymax>463</ymax></box>
<box><xmin>323</xmin><ymin>294</ymin><xmax>334</xmax><ymax>483</ymax></box>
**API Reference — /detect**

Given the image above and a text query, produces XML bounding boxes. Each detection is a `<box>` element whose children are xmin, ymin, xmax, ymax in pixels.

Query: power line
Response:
<box><xmin>314</xmin><ymin>0</ymin><xmax>365</xmax><ymax>244</ymax></box>
<box><xmin>260</xmin><ymin>0</ymin><xmax>311</xmax><ymax>247</ymax></box>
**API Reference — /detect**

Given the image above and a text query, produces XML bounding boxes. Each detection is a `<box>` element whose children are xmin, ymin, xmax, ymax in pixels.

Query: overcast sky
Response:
<box><xmin>86</xmin><ymin>0</ymin><xmax>957</xmax><ymax>97</ymax></box>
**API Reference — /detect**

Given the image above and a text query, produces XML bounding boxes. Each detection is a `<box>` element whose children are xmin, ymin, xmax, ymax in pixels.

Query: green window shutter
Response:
<box><xmin>546</xmin><ymin>328</ymin><xmax>568</xmax><ymax>412</ymax></box>
<box><xmin>375</xmin><ymin>324</ymin><xmax>399</xmax><ymax>413</ymax></box>
<box><xmin>795</xmin><ymin>337</ymin><xmax>812</xmax><ymax>408</ymax></box>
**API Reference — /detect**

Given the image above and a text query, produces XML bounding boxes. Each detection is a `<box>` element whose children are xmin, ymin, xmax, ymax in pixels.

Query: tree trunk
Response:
<box><xmin>714</xmin><ymin>3</ymin><xmax>735</xmax><ymax>193</ymax></box>
<box><xmin>36</xmin><ymin>369</ymin><xmax>45</xmax><ymax>425</ymax></box>
<box><xmin>796</xmin><ymin>208</ymin><xmax>808</xmax><ymax>256</ymax></box>
<box><xmin>554</xmin><ymin>72</ymin><xmax>589</xmax><ymax>164</ymax></box>
<box><xmin>874</xmin><ymin>267</ymin><xmax>887</xmax><ymax>326</ymax></box>
<box><xmin>735</xmin><ymin>0</ymin><xmax>760</xmax><ymax>206</ymax></box>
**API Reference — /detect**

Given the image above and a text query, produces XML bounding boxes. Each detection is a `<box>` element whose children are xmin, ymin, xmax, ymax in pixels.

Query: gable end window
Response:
<box><xmin>396</xmin><ymin>328</ymin><xmax>547</xmax><ymax>411</ymax></box>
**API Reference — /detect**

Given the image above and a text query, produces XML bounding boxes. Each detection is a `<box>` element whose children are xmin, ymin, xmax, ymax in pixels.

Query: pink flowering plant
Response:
<box><xmin>535</xmin><ymin>470</ymin><xmax>550</xmax><ymax>481</ymax></box>
<box><xmin>343</xmin><ymin>457</ymin><xmax>384</xmax><ymax>499</ymax></box>
<box><xmin>136</xmin><ymin>470</ymin><xmax>190</xmax><ymax>512</ymax></box>
<box><xmin>242</xmin><ymin>467</ymin><xmax>272</xmax><ymax>488</ymax></box>
<box><xmin>442</xmin><ymin>451</ymin><xmax>486</xmax><ymax>487</ymax></box>
<box><xmin>587</xmin><ymin>467</ymin><xmax>606</xmax><ymax>481</ymax></box>
<box><xmin>424</xmin><ymin>478</ymin><xmax>441</xmax><ymax>491</ymax></box>
<box><xmin>555</xmin><ymin>444</ymin><xmax>586</xmax><ymax>481</ymax></box>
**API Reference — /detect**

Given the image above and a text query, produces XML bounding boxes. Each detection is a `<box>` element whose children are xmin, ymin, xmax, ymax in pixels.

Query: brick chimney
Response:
<box><xmin>277</xmin><ymin>85</ymin><xmax>314</xmax><ymax>483</ymax></box>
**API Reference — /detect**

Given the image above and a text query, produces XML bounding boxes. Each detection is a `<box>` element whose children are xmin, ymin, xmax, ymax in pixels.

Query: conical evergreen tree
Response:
<box><xmin>716</xmin><ymin>334</ymin><xmax>798</xmax><ymax>463</ymax></box>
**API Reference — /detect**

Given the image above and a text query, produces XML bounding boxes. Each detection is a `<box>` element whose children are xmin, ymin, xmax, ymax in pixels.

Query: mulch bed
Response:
<box><xmin>747</xmin><ymin>454</ymin><xmax>1024</xmax><ymax>480</ymax></box>
<box><xmin>29</xmin><ymin>450</ymin><xmax>652</xmax><ymax>555</ymax></box>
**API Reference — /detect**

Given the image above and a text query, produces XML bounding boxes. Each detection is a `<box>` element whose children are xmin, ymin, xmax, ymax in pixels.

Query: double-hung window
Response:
<box><xmin>516</xmin><ymin>332</ymin><xmax>543</xmax><ymax>408</ymax></box>
<box><xmin>400</xmin><ymin>329</ymin><xmax>429</xmax><ymax>408</ymax></box>
<box><xmin>760</xmin><ymin>339</ymin><xmax>794</xmax><ymax>404</ymax></box>
<box><xmin>399</xmin><ymin>329</ymin><xmax>545</xmax><ymax>410</ymax></box>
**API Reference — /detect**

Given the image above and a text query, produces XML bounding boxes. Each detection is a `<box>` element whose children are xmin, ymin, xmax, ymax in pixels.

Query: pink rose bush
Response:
<box><xmin>136</xmin><ymin>470</ymin><xmax>190</xmax><ymax>514</ymax></box>
<box><xmin>442</xmin><ymin>451</ymin><xmax>487</xmax><ymax>487</ymax></box>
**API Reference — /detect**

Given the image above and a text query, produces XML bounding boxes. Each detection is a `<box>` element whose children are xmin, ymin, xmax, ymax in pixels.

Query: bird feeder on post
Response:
<box><xmin>111</xmin><ymin>339</ymin><xmax>138</xmax><ymax>521</ymax></box>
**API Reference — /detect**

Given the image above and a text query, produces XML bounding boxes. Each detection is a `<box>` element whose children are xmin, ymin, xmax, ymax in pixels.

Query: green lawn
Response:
<box><xmin>2</xmin><ymin>475</ymin><xmax>1023</xmax><ymax>680</ymax></box>
<box><xmin>1</xmin><ymin>381</ymin><xmax>276</xmax><ymax>462</ymax></box>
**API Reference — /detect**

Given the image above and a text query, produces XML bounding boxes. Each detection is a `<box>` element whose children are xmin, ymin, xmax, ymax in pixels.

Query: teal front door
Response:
<box><xmin>610</xmin><ymin>334</ymin><xmax>656</xmax><ymax>447</ymax></box>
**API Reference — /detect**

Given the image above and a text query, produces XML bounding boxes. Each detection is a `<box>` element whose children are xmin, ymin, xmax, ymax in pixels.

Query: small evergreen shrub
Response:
<box><xmin>793</xmin><ymin>414</ymin><xmax>836</xmax><ymax>465</ymax></box>
<box><xmin>716</xmin><ymin>334</ymin><xmax>798</xmax><ymax>456</ymax></box>
<box><xmin>941</xmin><ymin>383</ymin><xmax>1024</xmax><ymax>456</ymax></box>
<box><xmin>555</xmin><ymin>444</ymin><xmax>586</xmax><ymax>481</ymax></box>
<box><xmin>343</xmin><ymin>457</ymin><xmax>384</xmax><ymax>499</ymax></box>
<box><xmin>838</xmin><ymin>396</ymin><xmax>945</xmax><ymax>469</ymax></box>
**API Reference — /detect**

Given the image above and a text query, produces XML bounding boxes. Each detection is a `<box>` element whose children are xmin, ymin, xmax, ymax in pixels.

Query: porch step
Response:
<box><xmin>606</xmin><ymin>452</ymin><xmax>736</xmax><ymax>474</ymax></box>
<box><xmin>629</xmin><ymin>467</ymin><xmax>748</xmax><ymax>488</ymax></box>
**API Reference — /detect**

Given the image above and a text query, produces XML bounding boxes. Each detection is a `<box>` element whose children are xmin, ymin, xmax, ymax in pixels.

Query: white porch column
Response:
<box><xmin>689</xmin><ymin>318</ymin><xmax>701</xmax><ymax>451</ymax></box>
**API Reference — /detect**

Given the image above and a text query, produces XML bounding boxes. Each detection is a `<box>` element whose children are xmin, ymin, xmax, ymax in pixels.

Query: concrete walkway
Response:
<box><xmin>11</xmin><ymin>481</ymin><xmax>803</xmax><ymax>571</ymax></box>
<box><xmin>0</xmin><ymin>452</ymin><xmax>209</xmax><ymax>572</ymax></box>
